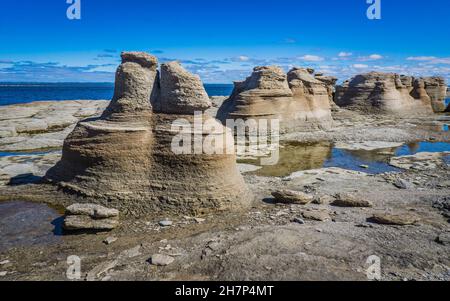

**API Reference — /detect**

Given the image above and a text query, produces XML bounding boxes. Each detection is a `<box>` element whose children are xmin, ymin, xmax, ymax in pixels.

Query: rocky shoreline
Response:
<box><xmin>0</xmin><ymin>97</ymin><xmax>448</xmax><ymax>281</ymax></box>
<box><xmin>0</xmin><ymin>52</ymin><xmax>449</xmax><ymax>281</ymax></box>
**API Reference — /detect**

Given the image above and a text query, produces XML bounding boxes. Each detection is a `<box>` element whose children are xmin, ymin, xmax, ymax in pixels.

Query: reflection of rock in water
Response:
<box><xmin>239</xmin><ymin>141</ymin><xmax>332</xmax><ymax>177</ymax></box>
<box><xmin>405</xmin><ymin>143</ymin><xmax>420</xmax><ymax>154</ymax></box>
<box><xmin>340</xmin><ymin>147</ymin><xmax>399</xmax><ymax>163</ymax></box>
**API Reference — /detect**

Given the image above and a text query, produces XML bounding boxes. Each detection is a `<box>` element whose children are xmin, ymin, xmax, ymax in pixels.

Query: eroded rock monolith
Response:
<box><xmin>217</xmin><ymin>66</ymin><xmax>333</xmax><ymax>134</ymax></box>
<box><xmin>335</xmin><ymin>72</ymin><xmax>447</xmax><ymax>114</ymax></box>
<box><xmin>46</xmin><ymin>52</ymin><xmax>252</xmax><ymax>216</ymax></box>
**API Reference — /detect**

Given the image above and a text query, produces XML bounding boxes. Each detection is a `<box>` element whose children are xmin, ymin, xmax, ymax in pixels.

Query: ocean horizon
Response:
<box><xmin>0</xmin><ymin>82</ymin><xmax>234</xmax><ymax>106</ymax></box>
<box><xmin>0</xmin><ymin>82</ymin><xmax>448</xmax><ymax>108</ymax></box>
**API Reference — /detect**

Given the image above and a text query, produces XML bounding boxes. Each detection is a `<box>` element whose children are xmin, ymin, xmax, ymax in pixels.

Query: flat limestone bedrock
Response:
<box><xmin>0</xmin><ymin>100</ymin><xmax>108</xmax><ymax>151</ymax></box>
<box><xmin>217</xmin><ymin>66</ymin><xmax>333</xmax><ymax>134</ymax></box>
<box><xmin>46</xmin><ymin>52</ymin><xmax>253</xmax><ymax>216</ymax></box>
<box><xmin>334</xmin><ymin>72</ymin><xmax>447</xmax><ymax>114</ymax></box>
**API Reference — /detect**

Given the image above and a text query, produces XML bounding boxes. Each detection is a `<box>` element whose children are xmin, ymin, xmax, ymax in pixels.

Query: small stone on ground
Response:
<box><xmin>271</xmin><ymin>190</ymin><xmax>314</xmax><ymax>205</ymax></box>
<box><xmin>151</xmin><ymin>254</ymin><xmax>175</xmax><ymax>266</ymax></box>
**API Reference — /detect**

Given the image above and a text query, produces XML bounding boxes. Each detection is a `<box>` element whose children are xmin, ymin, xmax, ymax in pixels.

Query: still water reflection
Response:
<box><xmin>239</xmin><ymin>141</ymin><xmax>450</xmax><ymax>177</ymax></box>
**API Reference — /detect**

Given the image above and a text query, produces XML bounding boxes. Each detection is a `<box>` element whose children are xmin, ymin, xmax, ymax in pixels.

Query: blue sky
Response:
<box><xmin>0</xmin><ymin>0</ymin><xmax>449</xmax><ymax>83</ymax></box>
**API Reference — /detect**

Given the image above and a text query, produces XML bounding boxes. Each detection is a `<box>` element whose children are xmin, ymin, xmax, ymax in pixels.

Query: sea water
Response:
<box><xmin>0</xmin><ymin>82</ymin><xmax>234</xmax><ymax>106</ymax></box>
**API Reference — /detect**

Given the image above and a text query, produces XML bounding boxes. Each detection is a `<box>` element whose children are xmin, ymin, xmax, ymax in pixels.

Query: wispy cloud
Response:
<box><xmin>352</xmin><ymin>64</ymin><xmax>369</xmax><ymax>69</ymax></box>
<box><xmin>231</xmin><ymin>56</ymin><xmax>250</xmax><ymax>62</ymax></box>
<box><xmin>338</xmin><ymin>52</ymin><xmax>353</xmax><ymax>58</ymax></box>
<box><xmin>358</xmin><ymin>54</ymin><xmax>384</xmax><ymax>61</ymax></box>
<box><xmin>0</xmin><ymin>60</ymin><xmax>115</xmax><ymax>82</ymax></box>
<box><xmin>406</xmin><ymin>56</ymin><xmax>450</xmax><ymax>65</ymax></box>
<box><xmin>298</xmin><ymin>55</ymin><xmax>324</xmax><ymax>62</ymax></box>
<box><xmin>1</xmin><ymin>51</ymin><xmax>449</xmax><ymax>84</ymax></box>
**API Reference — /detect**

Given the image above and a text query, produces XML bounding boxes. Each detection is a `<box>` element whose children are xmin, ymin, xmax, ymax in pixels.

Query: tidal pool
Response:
<box><xmin>0</xmin><ymin>201</ymin><xmax>64</xmax><ymax>252</ymax></box>
<box><xmin>239</xmin><ymin>141</ymin><xmax>450</xmax><ymax>177</ymax></box>
<box><xmin>0</xmin><ymin>151</ymin><xmax>56</xmax><ymax>157</ymax></box>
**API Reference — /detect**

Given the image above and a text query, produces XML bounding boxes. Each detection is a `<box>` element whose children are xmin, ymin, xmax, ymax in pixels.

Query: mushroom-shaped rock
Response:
<box><xmin>218</xmin><ymin>66</ymin><xmax>333</xmax><ymax>134</ymax></box>
<box><xmin>334</xmin><ymin>72</ymin><xmax>443</xmax><ymax>114</ymax></box>
<box><xmin>47</xmin><ymin>52</ymin><xmax>252</xmax><ymax>216</ymax></box>
<box><xmin>46</xmin><ymin>53</ymin><xmax>155</xmax><ymax>205</ymax></box>
<box><xmin>423</xmin><ymin>77</ymin><xmax>448</xmax><ymax>113</ymax></box>
<box><xmin>149</xmin><ymin>62</ymin><xmax>252</xmax><ymax>213</ymax></box>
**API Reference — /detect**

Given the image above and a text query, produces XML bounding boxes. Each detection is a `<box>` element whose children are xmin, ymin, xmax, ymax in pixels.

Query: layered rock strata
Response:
<box><xmin>335</xmin><ymin>72</ymin><xmax>447</xmax><ymax>114</ymax></box>
<box><xmin>46</xmin><ymin>52</ymin><xmax>252</xmax><ymax>216</ymax></box>
<box><xmin>314</xmin><ymin>73</ymin><xmax>339</xmax><ymax>108</ymax></box>
<box><xmin>217</xmin><ymin>66</ymin><xmax>333</xmax><ymax>134</ymax></box>
<box><xmin>423</xmin><ymin>77</ymin><xmax>448</xmax><ymax>113</ymax></box>
<box><xmin>63</xmin><ymin>203</ymin><xmax>120</xmax><ymax>231</ymax></box>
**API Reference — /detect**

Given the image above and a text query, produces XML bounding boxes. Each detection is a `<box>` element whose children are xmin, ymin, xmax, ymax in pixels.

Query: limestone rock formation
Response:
<box><xmin>332</xmin><ymin>193</ymin><xmax>373</xmax><ymax>208</ymax></box>
<box><xmin>217</xmin><ymin>66</ymin><xmax>333</xmax><ymax>134</ymax></box>
<box><xmin>63</xmin><ymin>203</ymin><xmax>120</xmax><ymax>231</ymax></box>
<box><xmin>368</xmin><ymin>213</ymin><xmax>420</xmax><ymax>226</ymax></box>
<box><xmin>287</xmin><ymin>67</ymin><xmax>333</xmax><ymax>129</ymax></box>
<box><xmin>102</xmin><ymin>52</ymin><xmax>158</xmax><ymax>121</ymax></box>
<box><xmin>64</xmin><ymin>215</ymin><xmax>120</xmax><ymax>231</ymax></box>
<box><xmin>423</xmin><ymin>77</ymin><xmax>448</xmax><ymax>112</ymax></box>
<box><xmin>271</xmin><ymin>189</ymin><xmax>314</xmax><ymax>205</ymax></box>
<box><xmin>157</xmin><ymin>61</ymin><xmax>211</xmax><ymax>114</ymax></box>
<box><xmin>46</xmin><ymin>52</ymin><xmax>156</xmax><ymax>213</ymax></box>
<box><xmin>315</xmin><ymin>74</ymin><xmax>338</xmax><ymax>108</ymax></box>
<box><xmin>66</xmin><ymin>203</ymin><xmax>119</xmax><ymax>219</ymax></box>
<box><xmin>150</xmin><ymin>254</ymin><xmax>175</xmax><ymax>266</ymax></box>
<box><xmin>335</xmin><ymin>72</ymin><xmax>447</xmax><ymax>114</ymax></box>
<box><xmin>46</xmin><ymin>52</ymin><xmax>252</xmax><ymax>216</ymax></box>
<box><xmin>300</xmin><ymin>209</ymin><xmax>332</xmax><ymax>222</ymax></box>
<box><xmin>0</xmin><ymin>100</ymin><xmax>108</xmax><ymax>151</ymax></box>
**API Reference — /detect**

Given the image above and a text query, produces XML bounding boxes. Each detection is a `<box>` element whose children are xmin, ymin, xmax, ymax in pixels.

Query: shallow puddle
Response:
<box><xmin>240</xmin><ymin>141</ymin><xmax>450</xmax><ymax>177</ymax></box>
<box><xmin>0</xmin><ymin>201</ymin><xmax>64</xmax><ymax>252</ymax></box>
<box><xmin>0</xmin><ymin>151</ymin><xmax>56</xmax><ymax>157</ymax></box>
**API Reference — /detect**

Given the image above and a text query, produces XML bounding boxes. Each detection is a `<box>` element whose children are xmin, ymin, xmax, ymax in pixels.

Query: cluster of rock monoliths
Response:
<box><xmin>217</xmin><ymin>66</ymin><xmax>335</xmax><ymax>134</ymax></box>
<box><xmin>334</xmin><ymin>72</ymin><xmax>448</xmax><ymax>114</ymax></box>
<box><xmin>46</xmin><ymin>52</ymin><xmax>252</xmax><ymax>216</ymax></box>
<box><xmin>46</xmin><ymin>51</ymin><xmax>447</xmax><ymax>216</ymax></box>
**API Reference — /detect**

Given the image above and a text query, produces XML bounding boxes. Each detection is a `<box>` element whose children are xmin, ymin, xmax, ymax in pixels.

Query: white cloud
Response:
<box><xmin>338</xmin><ymin>52</ymin><xmax>353</xmax><ymax>57</ymax></box>
<box><xmin>236</xmin><ymin>56</ymin><xmax>250</xmax><ymax>62</ymax></box>
<box><xmin>298</xmin><ymin>55</ymin><xmax>324</xmax><ymax>62</ymax></box>
<box><xmin>352</xmin><ymin>64</ymin><xmax>369</xmax><ymax>69</ymax></box>
<box><xmin>368</xmin><ymin>54</ymin><xmax>383</xmax><ymax>60</ymax></box>
<box><xmin>406</xmin><ymin>56</ymin><xmax>450</xmax><ymax>65</ymax></box>
<box><xmin>358</xmin><ymin>54</ymin><xmax>384</xmax><ymax>61</ymax></box>
<box><xmin>406</xmin><ymin>56</ymin><xmax>436</xmax><ymax>61</ymax></box>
